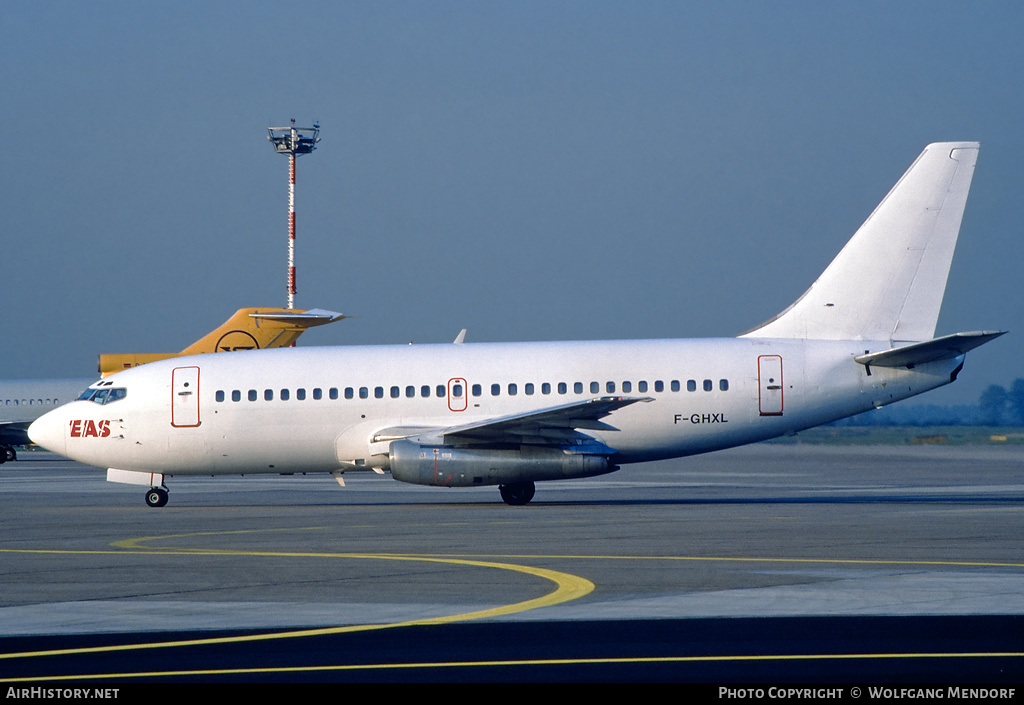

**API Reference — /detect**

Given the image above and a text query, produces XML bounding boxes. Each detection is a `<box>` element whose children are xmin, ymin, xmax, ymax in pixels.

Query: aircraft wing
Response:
<box><xmin>373</xmin><ymin>396</ymin><xmax>652</xmax><ymax>452</ymax></box>
<box><xmin>855</xmin><ymin>331</ymin><xmax>1006</xmax><ymax>368</ymax></box>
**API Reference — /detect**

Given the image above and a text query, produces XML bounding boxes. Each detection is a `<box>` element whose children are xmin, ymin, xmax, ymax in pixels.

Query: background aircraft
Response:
<box><xmin>0</xmin><ymin>307</ymin><xmax>344</xmax><ymax>462</ymax></box>
<box><xmin>28</xmin><ymin>144</ymin><xmax>1005</xmax><ymax>506</ymax></box>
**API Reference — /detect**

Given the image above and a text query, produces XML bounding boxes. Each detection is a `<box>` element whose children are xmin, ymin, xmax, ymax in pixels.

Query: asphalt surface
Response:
<box><xmin>1</xmin><ymin>444</ymin><xmax>1023</xmax><ymax>682</ymax></box>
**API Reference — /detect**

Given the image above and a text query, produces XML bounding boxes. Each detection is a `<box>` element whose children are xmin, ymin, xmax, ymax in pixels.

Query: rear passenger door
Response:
<box><xmin>757</xmin><ymin>356</ymin><xmax>783</xmax><ymax>416</ymax></box>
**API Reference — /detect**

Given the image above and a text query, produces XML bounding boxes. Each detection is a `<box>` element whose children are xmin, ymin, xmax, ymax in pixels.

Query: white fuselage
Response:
<box><xmin>30</xmin><ymin>337</ymin><xmax>960</xmax><ymax>477</ymax></box>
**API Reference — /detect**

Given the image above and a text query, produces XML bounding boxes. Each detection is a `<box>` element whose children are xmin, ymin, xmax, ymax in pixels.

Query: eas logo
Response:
<box><xmin>70</xmin><ymin>420</ymin><xmax>111</xmax><ymax>438</ymax></box>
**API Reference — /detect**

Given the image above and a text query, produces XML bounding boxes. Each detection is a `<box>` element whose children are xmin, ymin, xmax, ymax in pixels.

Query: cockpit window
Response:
<box><xmin>78</xmin><ymin>387</ymin><xmax>127</xmax><ymax>404</ymax></box>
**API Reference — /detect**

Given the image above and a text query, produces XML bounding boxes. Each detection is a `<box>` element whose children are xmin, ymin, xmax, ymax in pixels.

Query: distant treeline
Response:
<box><xmin>830</xmin><ymin>378</ymin><xmax>1024</xmax><ymax>427</ymax></box>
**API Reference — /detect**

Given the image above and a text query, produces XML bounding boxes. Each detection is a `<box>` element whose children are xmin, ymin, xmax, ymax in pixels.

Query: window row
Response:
<box><xmin>3</xmin><ymin>398</ymin><xmax>63</xmax><ymax>406</ymax></box>
<box><xmin>214</xmin><ymin>378</ymin><xmax>730</xmax><ymax>403</ymax></box>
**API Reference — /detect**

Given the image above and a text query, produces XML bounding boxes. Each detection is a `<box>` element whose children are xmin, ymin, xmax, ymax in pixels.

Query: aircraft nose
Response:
<box><xmin>28</xmin><ymin>408</ymin><xmax>67</xmax><ymax>456</ymax></box>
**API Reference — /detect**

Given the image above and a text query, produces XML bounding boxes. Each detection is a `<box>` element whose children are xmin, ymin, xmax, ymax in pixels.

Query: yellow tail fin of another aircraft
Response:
<box><xmin>98</xmin><ymin>308</ymin><xmax>346</xmax><ymax>376</ymax></box>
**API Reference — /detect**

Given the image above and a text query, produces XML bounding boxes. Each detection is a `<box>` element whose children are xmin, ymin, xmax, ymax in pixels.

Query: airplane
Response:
<box><xmin>1</xmin><ymin>307</ymin><xmax>345</xmax><ymax>463</ymax></box>
<box><xmin>28</xmin><ymin>142</ymin><xmax>1005</xmax><ymax>507</ymax></box>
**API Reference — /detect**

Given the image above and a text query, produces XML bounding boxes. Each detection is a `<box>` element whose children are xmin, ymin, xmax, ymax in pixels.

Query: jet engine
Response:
<box><xmin>388</xmin><ymin>439</ymin><xmax>616</xmax><ymax>488</ymax></box>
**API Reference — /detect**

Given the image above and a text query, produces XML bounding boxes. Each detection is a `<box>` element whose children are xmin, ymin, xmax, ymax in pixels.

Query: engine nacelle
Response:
<box><xmin>388</xmin><ymin>440</ymin><xmax>617</xmax><ymax>488</ymax></box>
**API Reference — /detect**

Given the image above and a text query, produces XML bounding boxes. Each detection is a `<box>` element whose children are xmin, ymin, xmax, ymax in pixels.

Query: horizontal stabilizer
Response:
<box><xmin>248</xmin><ymin>308</ymin><xmax>347</xmax><ymax>325</ymax></box>
<box><xmin>855</xmin><ymin>330</ymin><xmax>1006</xmax><ymax>368</ymax></box>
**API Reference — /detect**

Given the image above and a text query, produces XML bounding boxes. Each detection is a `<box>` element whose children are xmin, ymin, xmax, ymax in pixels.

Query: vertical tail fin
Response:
<box><xmin>742</xmin><ymin>142</ymin><xmax>979</xmax><ymax>342</ymax></box>
<box><xmin>177</xmin><ymin>308</ymin><xmax>346</xmax><ymax>355</ymax></box>
<box><xmin>98</xmin><ymin>308</ymin><xmax>346</xmax><ymax>376</ymax></box>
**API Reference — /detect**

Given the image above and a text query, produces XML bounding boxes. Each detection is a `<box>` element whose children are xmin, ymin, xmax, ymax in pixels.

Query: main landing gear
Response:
<box><xmin>499</xmin><ymin>481</ymin><xmax>536</xmax><ymax>506</ymax></box>
<box><xmin>0</xmin><ymin>445</ymin><xmax>16</xmax><ymax>463</ymax></box>
<box><xmin>145</xmin><ymin>486</ymin><xmax>169</xmax><ymax>508</ymax></box>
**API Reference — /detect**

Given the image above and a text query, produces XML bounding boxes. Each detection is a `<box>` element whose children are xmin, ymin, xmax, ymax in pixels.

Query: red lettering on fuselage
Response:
<box><xmin>69</xmin><ymin>420</ymin><xmax>111</xmax><ymax>438</ymax></box>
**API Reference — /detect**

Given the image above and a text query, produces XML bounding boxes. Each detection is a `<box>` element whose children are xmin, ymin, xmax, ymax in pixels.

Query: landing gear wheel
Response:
<box><xmin>145</xmin><ymin>487</ymin><xmax>169</xmax><ymax>508</ymax></box>
<box><xmin>1</xmin><ymin>445</ymin><xmax>14</xmax><ymax>463</ymax></box>
<box><xmin>499</xmin><ymin>481</ymin><xmax>536</xmax><ymax>506</ymax></box>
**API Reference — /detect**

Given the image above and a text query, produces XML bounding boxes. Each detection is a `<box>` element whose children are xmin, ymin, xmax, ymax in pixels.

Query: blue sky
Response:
<box><xmin>1</xmin><ymin>1</ymin><xmax>1021</xmax><ymax>405</ymax></box>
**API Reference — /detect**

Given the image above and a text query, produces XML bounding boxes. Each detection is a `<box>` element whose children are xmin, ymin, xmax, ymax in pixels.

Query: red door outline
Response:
<box><xmin>448</xmin><ymin>378</ymin><xmax>467</xmax><ymax>412</ymax></box>
<box><xmin>757</xmin><ymin>355</ymin><xmax>784</xmax><ymax>416</ymax></box>
<box><xmin>171</xmin><ymin>366</ymin><xmax>201</xmax><ymax>427</ymax></box>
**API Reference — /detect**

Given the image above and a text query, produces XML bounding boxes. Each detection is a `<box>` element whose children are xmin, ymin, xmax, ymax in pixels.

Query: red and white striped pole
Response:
<box><xmin>267</xmin><ymin>121</ymin><xmax>319</xmax><ymax>311</ymax></box>
<box><xmin>287</xmin><ymin>138</ymin><xmax>296</xmax><ymax>309</ymax></box>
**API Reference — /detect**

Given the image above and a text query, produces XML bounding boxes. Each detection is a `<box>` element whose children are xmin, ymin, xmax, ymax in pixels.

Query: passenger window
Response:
<box><xmin>313</xmin><ymin>388</ymin><xmax>322</xmax><ymax>400</ymax></box>
<box><xmin>720</xmin><ymin>379</ymin><xmax>729</xmax><ymax>391</ymax></box>
<box><xmin>491</xmin><ymin>383</ymin><xmax>500</xmax><ymax>396</ymax></box>
<box><xmin>330</xmin><ymin>388</ymin><xmax>339</xmax><ymax>400</ymax></box>
<box><xmin>281</xmin><ymin>389</ymin><xmax>290</xmax><ymax>401</ymax></box>
<box><xmin>390</xmin><ymin>386</ymin><xmax>400</xmax><ymax>399</ymax></box>
<box><xmin>622</xmin><ymin>381</ymin><xmax>631</xmax><ymax>393</ymax></box>
<box><xmin>297</xmin><ymin>389</ymin><xmax>306</xmax><ymax>400</ymax></box>
<box><xmin>452</xmin><ymin>384</ymin><xmax>463</xmax><ymax>397</ymax></box>
<box><xmin>558</xmin><ymin>382</ymin><xmax>567</xmax><ymax>394</ymax></box>
<box><xmin>590</xmin><ymin>381</ymin><xmax>599</xmax><ymax>394</ymax></box>
<box><xmin>232</xmin><ymin>390</ymin><xmax>241</xmax><ymax>402</ymax></box>
<box><xmin>375</xmin><ymin>387</ymin><xmax>384</xmax><ymax>399</ymax></box>
<box><xmin>671</xmin><ymin>380</ymin><xmax>680</xmax><ymax>392</ymax></box>
<box><xmin>687</xmin><ymin>380</ymin><xmax>696</xmax><ymax>392</ymax></box>
<box><xmin>638</xmin><ymin>381</ymin><xmax>648</xmax><ymax>393</ymax></box>
<box><xmin>703</xmin><ymin>379</ymin><xmax>713</xmax><ymax>392</ymax></box>
<box><xmin>359</xmin><ymin>387</ymin><xmax>368</xmax><ymax>399</ymax></box>
<box><xmin>606</xmin><ymin>381</ymin><xmax>616</xmax><ymax>393</ymax></box>
<box><xmin>508</xmin><ymin>383</ymin><xmax>517</xmax><ymax>396</ymax></box>
<box><xmin>437</xmin><ymin>385</ymin><xmax>447</xmax><ymax>398</ymax></box>
<box><xmin>216</xmin><ymin>390</ymin><xmax>225</xmax><ymax>402</ymax></box>
<box><xmin>542</xmin><ymin>382</ymin><xmax>551</xmax><ymax>395</ymax></box>
<box><xmin>264</xmin><ymin>389</ymin><xmax>273</xmax><ymax>401</ymax></box>
<box><xmin>344</xmin><ymin>387</ymin><xmax>354</xmax><ymax>399</ymax></box>
<box><xmin>525</xmin><ymin>383</ymin><xmax>534</xmax><ymax>395</ymax></box>
<box><xmin>574</xmin><ymin>382</ymin><xmax>583</xmax><ymax>394</ymax></box>
<box><xmin>654</xmin><ymin>381</ymin><xmax>664</xmax><ymax>393</ymax></box>
<box><xmin>471</xmin><ymin>384</ymin><xmax>481</xmax><ymax>397</ymax></box>
<box><xmin>421</xmin><ymin>385</ymin><xmax>430</xmax><ymax>398</ymax></box>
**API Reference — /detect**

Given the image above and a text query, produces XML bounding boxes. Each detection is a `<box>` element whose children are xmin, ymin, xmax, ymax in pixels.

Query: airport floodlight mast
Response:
<box><xmin>267</xmin><ymin>120</ymin><xmax>320</xmax><ymax>309</ymax></box>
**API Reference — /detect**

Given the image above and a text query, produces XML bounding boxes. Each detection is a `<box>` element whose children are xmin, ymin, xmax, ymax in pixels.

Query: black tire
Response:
<box><xmin>499</xmin><ymin>481</ymin><xmax>536</xmax><ymax>506</ymax></box>
<box><xmin>145</xmin><ymin>487</ymin><xmax>169</xmax><ymax>508</ymax></box>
